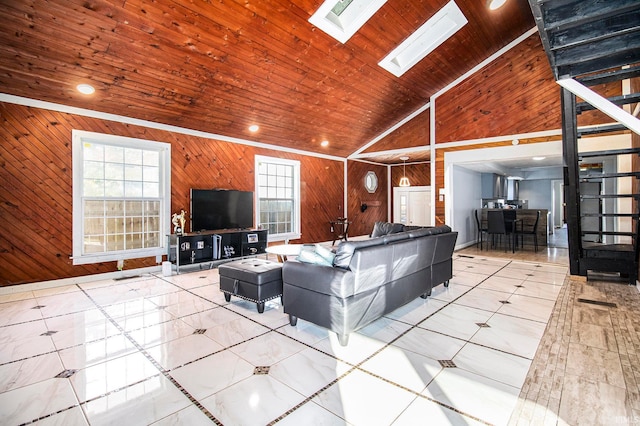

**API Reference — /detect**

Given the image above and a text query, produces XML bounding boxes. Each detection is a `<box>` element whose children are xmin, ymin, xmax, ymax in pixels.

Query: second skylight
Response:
<box><xmin>379</xmin><ymin>0</ymin><xmax>468</xmax><ymax>77</ymax></box>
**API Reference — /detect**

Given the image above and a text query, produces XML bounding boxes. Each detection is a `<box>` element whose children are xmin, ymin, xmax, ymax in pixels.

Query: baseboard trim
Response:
<box><xmin>0</xmin><ymin>266</ymin><xmax>162</xmax><ymax>295</ymax></box>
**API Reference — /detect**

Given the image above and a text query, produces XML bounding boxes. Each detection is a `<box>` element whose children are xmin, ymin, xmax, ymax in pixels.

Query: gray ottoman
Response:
<box><xmin>218</xmin><ymin>259</ymin><xmax>283</xmax><ymax>313</ymax></box>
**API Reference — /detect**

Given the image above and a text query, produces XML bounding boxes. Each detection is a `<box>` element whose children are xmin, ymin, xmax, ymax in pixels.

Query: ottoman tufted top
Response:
<box><xmin>219</xmin><ymin>259</ymin><xmax>283</xmax><ymax>284</ymax></box>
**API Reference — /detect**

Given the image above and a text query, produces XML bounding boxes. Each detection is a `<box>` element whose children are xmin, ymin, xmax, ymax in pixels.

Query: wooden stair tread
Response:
<box><xmin>581</xmin><ymin>213</ymin><xmax>640</xmax><ymax>218</ymax></box>
<box><xmin>581</xmin><ymin>194</ymin><xmax>640</xmax><ymax>199</ymax></box>
<box><xmin>578</xmin><ymin>147</ymin><xmax>640</xmax><ymax>159</ymax></box>
<box><xmin>580</xmin><ymin>171</ymin><xmax>640</xmax><ymax>179</ymax></box>
<box><xmin>581</xmin><ymin>231</ymin><xmax>636</xmax><ymax>236</ymax></box>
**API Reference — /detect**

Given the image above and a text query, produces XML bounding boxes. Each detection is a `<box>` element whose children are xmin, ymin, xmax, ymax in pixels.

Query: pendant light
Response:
<box><xmin>399</xmin><ymin>156</ymin><xmax>410</xmax><ymax>187</ymax></box>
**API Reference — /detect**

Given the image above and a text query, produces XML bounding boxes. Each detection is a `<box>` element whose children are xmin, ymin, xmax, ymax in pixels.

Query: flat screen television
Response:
<box><xmin>190</xmin><ymin>189</ymin><xmax>254</xmax><ymax>232</ymax></box>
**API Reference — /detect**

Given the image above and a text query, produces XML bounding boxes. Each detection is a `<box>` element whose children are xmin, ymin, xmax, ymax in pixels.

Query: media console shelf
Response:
<box><xmin>167</xmin><ymin>229</ymin><xmax>268</xmax><ymax>273</ymax></box>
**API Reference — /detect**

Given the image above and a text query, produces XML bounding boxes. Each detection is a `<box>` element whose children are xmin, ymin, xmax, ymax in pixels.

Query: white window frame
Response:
<box><xmin>72</xmin><ymin>130</ymin><xmax>171</xmax><ymax>265</ymax></box>
<box><xmin>255</xmin><ymin>155</ymin><xmax>301</xmax><ymax>242</ymax></box>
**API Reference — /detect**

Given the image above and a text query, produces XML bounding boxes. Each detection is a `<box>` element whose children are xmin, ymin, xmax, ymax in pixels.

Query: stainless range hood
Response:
<box><xmin>508</xmin><ymin>178</ymin><xmax>519</xmax><ymax>200</ymax></box>
<box><xmin>482</xmin><ymin>175</ymin><xmax>528</xmax><ymax>208</ymax></box>
<box><xmin>492</xmin><ymin>174</ymin><xmax>507</xmax><ymax>198</ymax></box>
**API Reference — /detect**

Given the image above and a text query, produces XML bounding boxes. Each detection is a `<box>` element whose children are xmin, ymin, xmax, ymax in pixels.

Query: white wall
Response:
<box><xmin>518</xmin><ymin>167</ymin><xmax>562</xmax><ymax>212</ymax></box>
<box><xmin>452</xmin><ymin>165</ymin><xmax>483</xmax><ymax>247</ymax></box>
<box><xmin>524</xmin><ymin>166</ymin><xmax>562</xmax><ymax>180</ymax></box>
<box><xmin>481</xmin><ymin>173</ymin><xmax>494</xmax><ymax>198</ymax></box>
<box><xmin>519</xmin><ymin>179</ymin><xmax>553</xmax><ymax>212</ymax></box>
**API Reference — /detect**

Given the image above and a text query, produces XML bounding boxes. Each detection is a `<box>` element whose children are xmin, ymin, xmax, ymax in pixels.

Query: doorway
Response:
<box><xmin>552</xmin><ymin>179</ymin><xmax>564</xmax><ymax>228</ymax></box>
<box><xmin>393</xmin><ymin>186</ymin><xmax>431</xmax><ymax>226</ymax></box>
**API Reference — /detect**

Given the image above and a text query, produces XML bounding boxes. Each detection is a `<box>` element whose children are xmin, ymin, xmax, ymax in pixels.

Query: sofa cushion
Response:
<box><xmin>283</xmin><ymin>260</ymin><xmax>354</xmax><ymax>298</ymax></box>
<box><xmin>333</xmin><ymin>238</ymin><xmax>385</xmax><ymax>269</ymax></box>
<box><xmin>408</xmin><ymin>225</ymin><xmax>451</xmax><ymax>238</ymax></box>
<box><xmin>371</xmin><ymin>221</ymin><xmax>404</xmax><ymax>238</ymax></box>
<box><xmin>314</xmin><ymin>244</ymin><xmax>336</xmax><ymax>264</ymax></box>
<box><xmin>382</xmin><ymin>231</ymin><xmax>411</xmax><ymax>244</ymax></box>
<box><xmin>297</xmin><ymin>244</ymin><xmax>336</xmax><ymax>267</ymax></box>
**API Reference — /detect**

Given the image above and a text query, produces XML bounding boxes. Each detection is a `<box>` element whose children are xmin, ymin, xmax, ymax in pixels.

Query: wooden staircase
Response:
<box><xmin>528</xmin><ymin>0</ymin><xmax>640</xmax><ymax>284</ymax></box>
<box><xmin>577</xmin><ymin>148</ymin><xmax>640</xmax><ymax>284</ymax></box>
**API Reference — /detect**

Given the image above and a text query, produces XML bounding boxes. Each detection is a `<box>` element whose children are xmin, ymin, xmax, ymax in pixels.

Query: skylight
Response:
<box><xmin>378</xmin><ymin>0</ymin><xmax>468</xmax><ymax>77</ymax></box>
<box><xmin>309</xmin><ymin>0</ymin><xmax>387</xmax><ymax>44</ymax></box>
<box><xmin>331</xmin><ymin>0</ymin><xmax>354</xmax><ymax>16</ymax></box>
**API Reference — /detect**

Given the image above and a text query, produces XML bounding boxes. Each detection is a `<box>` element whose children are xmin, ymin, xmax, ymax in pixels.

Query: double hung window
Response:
<box><xmin>255</xmin><ymin>156</ymin><xmax>300</xmax><ymax>241</ymax></box>
<box><xmin>72</xmin><ymin>130</ymin><xmax>171</xmax><ymax>264</ymax></box>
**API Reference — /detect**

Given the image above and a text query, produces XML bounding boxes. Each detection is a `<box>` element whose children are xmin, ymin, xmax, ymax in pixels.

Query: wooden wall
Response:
<box><xmin>0</xmin><ymin>102</ymin><xmax>343</xmax><ymax>286</ymax></box>
<box><xmin>435</xmin><ymin>34</ymin><xmax>558</xmax><ymax>143</ymax></box>
<box><xmin>346</xmin><ymin>33</ymin><xmax>622</xmax><ymax>230</ymax></box>
<box><xmin>434</xmin><ymin>34</ymin><xmax>621</xmax><ymax>144</ymax></box>
<box><xmin>2</xmin><ymin>27</ymin><xmax>629</xmax><ymax>287</ymax></box>
<box><xmin>346</xmin><ymin>161</ymin><xmax>388</xmax><ymax>237</ymax></box>
<box><xmin>363</xmin><ymin>109</ymin><xmax>430</xmax><ymax>153</ymax></box>
<box><xmin>390</xmin><ymin>163</ymin><xmax>430</xmax><ymax>187</ymax></box>
<box><xmin>431</xmin><ymin>33</ymin><xmax>622</xmax><ymax>224</ymax></box>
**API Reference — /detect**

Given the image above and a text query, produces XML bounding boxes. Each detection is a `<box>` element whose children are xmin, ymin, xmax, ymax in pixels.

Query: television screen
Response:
<box><xmin>190</xmin><ymin>189</ymin><xmax>254</xmax><ymax>232</ymax></box>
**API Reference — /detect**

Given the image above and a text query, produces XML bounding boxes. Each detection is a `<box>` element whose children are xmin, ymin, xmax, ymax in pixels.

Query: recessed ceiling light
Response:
<box><xmin>533</xmin><ymin>156</ymin><xmax>546</xmax><ymax>161</ymax></box>
<box><xmin>378</xmin><ymin>1</ymin><xmax>468</xmax><ymax>77</ymax></box>
<box><xmin>309</xmin><ymin>0</ymin><xmax>387</xmax><ymax>44</ymax></box>
<box><xmin>321</xmin><ymin>140</ymin><xmax>329</xmax><ymax>147</ymax></box>
<box><xmin>248</xmin><ymin>124</ymin><xmax>259</xmax><ymax>132</ymax></box>
<box><xmin>76</xmin><ymin>84</ymin><xmax>95</xmax><ymax>95</ymax></box>
<box><xmin>487</xmin><ymin>0</ymin><xmax>507</xmax><ymax>10</ymax></box>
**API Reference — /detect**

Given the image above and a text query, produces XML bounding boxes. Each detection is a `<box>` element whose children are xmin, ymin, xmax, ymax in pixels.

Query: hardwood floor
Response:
<box><xmin>457</xmin><ymin>239</ymin><xmax>569</xmax><ymax>265</ymax></box>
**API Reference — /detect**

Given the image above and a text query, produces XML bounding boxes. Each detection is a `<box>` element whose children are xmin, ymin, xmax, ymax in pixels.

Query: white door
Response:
<box><xmin>393</xmin><ymin>186</ymin><xmax>431</xmax><ymax>226</ymax></box>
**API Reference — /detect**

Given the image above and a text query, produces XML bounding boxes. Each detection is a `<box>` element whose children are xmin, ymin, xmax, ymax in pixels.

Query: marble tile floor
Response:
<box><xmin>0</xmin><ymin>252</ymin><xmax>635</xmax><ymax>425</ymax></box>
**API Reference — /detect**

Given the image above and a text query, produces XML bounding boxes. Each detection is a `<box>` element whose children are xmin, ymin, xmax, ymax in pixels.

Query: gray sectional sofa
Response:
<box><xmin>282</xmin><ymin>224</ymin><xmax>458</xmax><ymax>345</ymax></box>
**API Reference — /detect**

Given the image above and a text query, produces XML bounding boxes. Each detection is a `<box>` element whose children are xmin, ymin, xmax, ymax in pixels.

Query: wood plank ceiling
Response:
<box><xmin>0</xmin><ymin>0</ymin><xmax>535</xmax><ymax>161</ymax></box>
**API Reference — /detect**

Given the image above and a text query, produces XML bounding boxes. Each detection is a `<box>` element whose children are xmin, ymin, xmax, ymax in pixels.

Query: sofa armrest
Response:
<box><xmin>282</xmin><ymin>261</ymin><xmax>354</xmax><ymax>298</ymax></box>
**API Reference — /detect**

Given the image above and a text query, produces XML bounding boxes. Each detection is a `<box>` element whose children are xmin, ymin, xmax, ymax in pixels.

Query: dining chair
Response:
<box><xmin>517</xmin><ymin>210</ymin><xmax>541</xmax><ymax>252</ymax></box>
<box><xmin>487</xmin><ymin>210</ymin><xmax>510</xmax><ymax>251</ymax></box>
<box><xmin>503</xmin><ymin>209</ymin><xmax>518</xmax><ymax>250</ymax></box>
<box><xmin>474</xmin><ymin>209</ymin><xmax>488</xmax><ymax>250</ymax></box>
<box><xmin>503</xmin><ymin>209</ymin><xmax>516</xmax><ymax>232</ymax></box>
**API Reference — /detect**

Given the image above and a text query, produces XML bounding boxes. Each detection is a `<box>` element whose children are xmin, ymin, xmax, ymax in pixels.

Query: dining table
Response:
<box><xmin>480</xmin><ymin>208</ymin><xmax>549</xmax><ymax>250</ymax></box>
<box><xmin>482</xmin><ymin>209</ymin><xmax>523</xmax><ymax>252</ymax></box>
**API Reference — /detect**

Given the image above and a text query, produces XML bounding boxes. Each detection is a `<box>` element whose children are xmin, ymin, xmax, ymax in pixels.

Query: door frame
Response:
<box><xmin>393</xmin><ymin>186</ymin><xmax>432</xmax><ymax>226</ymax></box>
